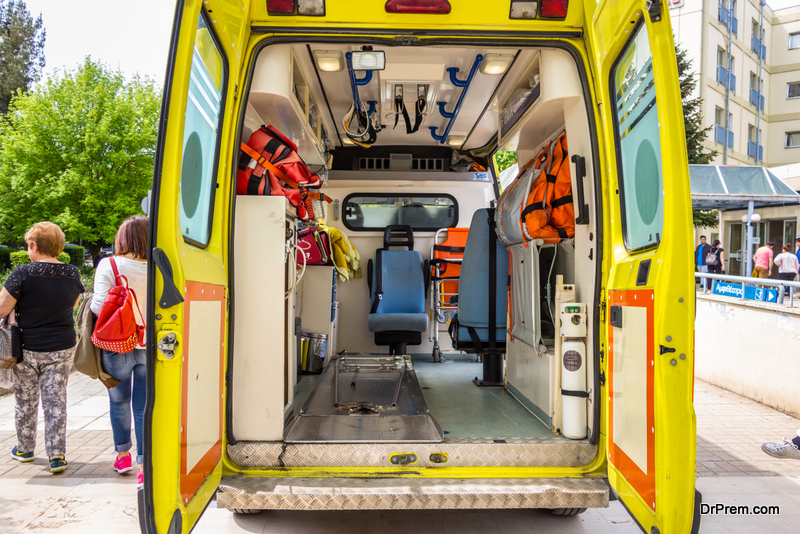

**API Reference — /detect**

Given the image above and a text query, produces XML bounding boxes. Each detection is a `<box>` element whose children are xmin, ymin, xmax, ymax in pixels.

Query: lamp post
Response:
<box><xmin>742</xmin><ymin>204</ymin><xmax>761</xmax><ymax>277</ymax></box>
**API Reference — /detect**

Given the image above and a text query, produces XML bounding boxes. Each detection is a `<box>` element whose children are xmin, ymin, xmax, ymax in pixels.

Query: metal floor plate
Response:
<box><xmin>227</xmin><ymin>437</ymin><xmax>598</xmax><ymax>468</ymax></box>
<box><xmin>284</xmin><ymin>355</ymin><xmax>444</xmax><ymax>443</ymax></box>
<box><xmin>216</xmin><ymin>476</ymin><xmax>609</xmax><ymax>511</ymax></box>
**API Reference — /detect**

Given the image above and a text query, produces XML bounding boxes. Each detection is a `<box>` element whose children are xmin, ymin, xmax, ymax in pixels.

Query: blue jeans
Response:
<box><xmin>102</xmin><ymin>349</ymin><xmax>146</xmax><ymax>464</ymax></box>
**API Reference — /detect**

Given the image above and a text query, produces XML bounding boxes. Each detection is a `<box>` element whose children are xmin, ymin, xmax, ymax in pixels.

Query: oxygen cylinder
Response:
<box><xmin>561</xmin><ymin>339</ymin><xmax>587</xmax><ymax>439</ymax></box>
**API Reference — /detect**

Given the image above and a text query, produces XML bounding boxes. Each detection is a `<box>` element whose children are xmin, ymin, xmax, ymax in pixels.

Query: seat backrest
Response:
<box><xmin>370</xmin><ymin>225</ymin><xmax>424</xmax><ymax>315</ymax></box>
<box><xmin>371</xmin><ymin>250</ymin><xmax>425</xmax><ymax>314</ymax></box>
<box><xmin>457</xmin><ymin>209</ymin><xmax>509</xmax><ymax>328</ymax></box>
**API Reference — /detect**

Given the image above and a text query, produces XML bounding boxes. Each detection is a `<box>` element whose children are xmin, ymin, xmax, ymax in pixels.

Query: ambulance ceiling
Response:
<box><xmin>298</xmin><ymin>44</ymin><xmax>521</xmax><ymax>150</ymax></box>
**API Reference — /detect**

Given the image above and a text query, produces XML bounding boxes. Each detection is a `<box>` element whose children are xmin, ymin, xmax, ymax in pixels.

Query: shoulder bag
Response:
<box><xmin>0</xmin><ymin>310</ymin><xmax>22</xmax><ymax>369</ymax></box>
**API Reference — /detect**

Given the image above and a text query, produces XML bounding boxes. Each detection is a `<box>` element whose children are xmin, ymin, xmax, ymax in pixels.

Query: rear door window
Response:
<box><xmin>343</xmin><ymin>194</ymin><xmax>458</xmax><ymax>231</ymax></box>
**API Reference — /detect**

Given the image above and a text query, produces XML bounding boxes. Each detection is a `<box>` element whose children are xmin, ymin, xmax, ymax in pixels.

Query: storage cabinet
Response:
<box><xmin>232</xmin><ymin>196</ymin><xmax>296</xmax><ymax>440</ymax></box>
<box><xmin>299</xmin><ymin>266</ymin><xmax>339</xmax><ymax>362</ymax></box>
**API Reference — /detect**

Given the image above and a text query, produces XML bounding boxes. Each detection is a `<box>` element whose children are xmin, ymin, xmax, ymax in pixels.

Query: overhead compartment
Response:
<box><xmin>245</xmin><ymin>45</ymin><xmax>332</xmax><ymax>167</ymax></box>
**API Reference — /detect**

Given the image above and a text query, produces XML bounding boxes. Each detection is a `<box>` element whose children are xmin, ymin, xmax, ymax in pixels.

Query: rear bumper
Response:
<box><xmin>216</xmin><ymin>476</ymin><xmax>609</xmax><ymax>511</ymax></box>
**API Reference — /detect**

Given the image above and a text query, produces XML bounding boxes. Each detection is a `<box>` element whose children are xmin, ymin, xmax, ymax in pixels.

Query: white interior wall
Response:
<box><xmin>316</xmin><ymin>178</ymin><xmax>494</xmax><ymax>356</ymax></box>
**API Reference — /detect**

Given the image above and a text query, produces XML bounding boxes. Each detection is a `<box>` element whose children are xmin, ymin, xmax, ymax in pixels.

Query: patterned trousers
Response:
<box><xmin>13</xmin><ymin>347</ymin><xmax>75</xmax><ymax>457</ymax></box>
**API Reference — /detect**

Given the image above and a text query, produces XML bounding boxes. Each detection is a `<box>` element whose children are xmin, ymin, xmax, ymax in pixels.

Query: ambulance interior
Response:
<box><xmin>229</xmin><ymin>41</ymin><xmax>600</xmax><ymax>467</ymax></box>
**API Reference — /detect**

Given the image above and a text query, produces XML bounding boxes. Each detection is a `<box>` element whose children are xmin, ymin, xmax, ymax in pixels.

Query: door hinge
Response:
<box><xmin>645</xmin><ymin>0</ymin><xmax>663</xmax><ymax>22</ymax></box>
<box><xmin>599</xmin><ymin>370</ymin><xmax>606</xmax><ymax>387</ymax></box>
<box><xmin>599</xmin><ymin>298</ymin><xmax>607</xmax><ymax>323</ymax></box>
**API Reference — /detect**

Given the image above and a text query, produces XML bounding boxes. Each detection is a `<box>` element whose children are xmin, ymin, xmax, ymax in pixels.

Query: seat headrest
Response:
<box><xmin>383</xmin><ymin>225</ymin><xmax>414</xmax><ymax>250</ymax></box>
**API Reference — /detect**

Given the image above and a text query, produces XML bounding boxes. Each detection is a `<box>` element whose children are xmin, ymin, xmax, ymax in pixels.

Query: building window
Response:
<box><xmin>786</xmin><ymin>131</ymin><xmax>800</xmax><ymax>148</ymax></box>
<box><xmin>790</xmin><ymin>32</ymin><xmax>800</xmax><ymax>49</ymax></box>
<box><xmin>789</xmin><ymin>82</ymin><xmax>800</xmax><ymax>99</ymax></box>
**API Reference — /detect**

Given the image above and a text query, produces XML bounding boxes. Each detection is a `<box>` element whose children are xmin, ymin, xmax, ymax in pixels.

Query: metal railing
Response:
<box><xmin>698</xmin><ymin>272</ymin><xmax>800</xmax><ymax>307</ymax></box>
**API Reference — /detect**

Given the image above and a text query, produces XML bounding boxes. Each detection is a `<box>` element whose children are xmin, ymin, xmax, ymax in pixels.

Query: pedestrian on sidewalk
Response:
<box><xmin>752</xmin><ymin>241</ymin><xmax>775</xmax><ymax>279</ymax></box>
<box><xmin>706</xmin><ymin>240</ymin><xmax>725</xmax><ymax>288</ymax></box>
<box><xmin>695</xmin><ymin>235</ymin><xmax>712</xmax><ymax>290</ymax></box>
<box><xmin>762</xmin><ymin>429</ymin><xmax>800</xmax><ymax>460</ymax></box>
<box><xmin>773</xmin><ymin>243</ymin><xmax>799</xmax><ymax>295</ymax></box>
<box><xmin>0</xmin><ymin>222</ymin><xmax>84</xmax><ymax>473</ymax></box>
<box><xmin>91</xmin><ymin>216</ymin><xmax>148</xmax><ymax>487</ymax></box>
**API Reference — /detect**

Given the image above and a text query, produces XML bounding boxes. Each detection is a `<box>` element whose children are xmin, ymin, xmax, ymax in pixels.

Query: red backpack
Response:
<box><xmin>237</xmin><ymin>125</ymin><xmax>323</xmax><ymax>220</ymax></box>
<box><xmin>91</xmin><ymin>257</ymin><xmax>145</xmax><ymax>353</ymax></box>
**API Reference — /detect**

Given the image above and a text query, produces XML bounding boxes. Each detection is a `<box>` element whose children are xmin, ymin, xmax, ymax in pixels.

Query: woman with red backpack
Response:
<box><xmin>91</xmin><ymin>215</ymin><xmax>148</xmax><ymax>487</ymax></box>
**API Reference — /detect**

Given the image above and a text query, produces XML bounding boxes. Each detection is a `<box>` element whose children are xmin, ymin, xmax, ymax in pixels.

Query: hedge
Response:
<box><xmin>10</xmin><ymin>251</ymin><xmax>70</xmax><ymax>269</ymax></box>
<box><xmin>0</xmin><ymin>248</ymin><xmax>13</xmax><ymax>269</ymax></box>
<box><xmin>63</xmin><ymin>244</ymin><xmax>86</xmax><ymax>267</ymax></box>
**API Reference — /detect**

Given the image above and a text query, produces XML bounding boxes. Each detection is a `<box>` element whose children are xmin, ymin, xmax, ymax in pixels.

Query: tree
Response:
<box><xmin>0</xmin><ymin>0</ymin><xmax>45</xmax><ymax>116</ymax></box>
<box><xmin>0</xmin><ymin>57</ymin><xmax>161</xmax><ymax>255</ymax></box>
<box><xmin>675</xmin><ymin>39</ymin><xmax>719</xmax><ymax>228</ymax></box>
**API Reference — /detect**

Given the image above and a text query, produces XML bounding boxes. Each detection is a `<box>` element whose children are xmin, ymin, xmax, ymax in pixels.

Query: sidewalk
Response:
<box><xmin>0</xmin><ymin>373</ymin><xmax>799</xmax><ymax>533</ymax></box>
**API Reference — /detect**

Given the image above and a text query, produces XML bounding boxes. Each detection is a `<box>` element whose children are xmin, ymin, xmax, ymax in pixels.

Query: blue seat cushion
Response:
<box><xmin>368</xmin><ymin>313</ymin><xmax>428</xmax><ymax>333</ymax></box>
<box><xmin>456</xmin><ymin>209</ymin><xmax>509</xmax><ymax>330</ymax></box>
<box><xmin>457</xmin><ymin>325</ymin><xmax>506</xmax><ymax>343</ymax></box>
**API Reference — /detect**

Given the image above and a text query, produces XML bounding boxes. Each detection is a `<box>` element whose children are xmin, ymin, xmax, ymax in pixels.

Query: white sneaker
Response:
<box><xmin>761</xmin><ymin>438</ymin><xmax>800</xmax><ymax>460</ymax></box>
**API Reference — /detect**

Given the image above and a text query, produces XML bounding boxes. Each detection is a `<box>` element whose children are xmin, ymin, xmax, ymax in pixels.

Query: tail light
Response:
<box><xmin>540</xmin><ymin>0</ymin><xmax>568</xmax><ymax>18</ymax></box>
<box><xmin>267</xmin><ymin>0</ymin><xmax>325</xmax><ymax>15</ymax></box>
<box><xmin>509</xmin><ymin>1</ymin><xmax>539</xmax><ymax>19</ymax></box>
<box><xmin>385</xmin><ymin>0</ymin><xmax>451</xmax><ymax>14</ymax></box>
<box><xmin>267</xmin><ymin>0</ymin><xmax>295</xmax><ymax>15</ymax></box>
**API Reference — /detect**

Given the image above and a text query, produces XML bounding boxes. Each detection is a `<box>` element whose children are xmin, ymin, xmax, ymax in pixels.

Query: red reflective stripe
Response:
<box><xmin>385</xmin><ymin>0</ymin><xmax>451</xmax><ymax>14</ymax></box>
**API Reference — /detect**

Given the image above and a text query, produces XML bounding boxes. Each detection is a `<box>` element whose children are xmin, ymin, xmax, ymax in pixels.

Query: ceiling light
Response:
<box><xmin>350</xmin><ymin>51</ymin><xmax>386</xmax><ymax>71</ymax></box>
<box><xmin>313</xmin><ymin>50</ymin><xmax>343</xmax><ymax>72</ymax></box>
<box><xmin>479</xmin><ymin>54</ymin><xmax>514</xmax><ymax>75</ymax></box>
<box><xmin>446</xmin><ymin>135</ymin><xmax>466</xmax><ymax>146</ymax></box>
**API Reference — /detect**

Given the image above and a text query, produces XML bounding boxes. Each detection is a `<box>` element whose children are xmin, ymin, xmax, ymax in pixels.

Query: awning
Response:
<box><xmin>690</xmin><ymin>165</ymin><xmax>800</xmax><ymax>211</ymax></box>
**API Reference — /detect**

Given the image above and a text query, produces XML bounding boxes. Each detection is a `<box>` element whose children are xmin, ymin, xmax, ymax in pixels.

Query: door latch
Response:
<box><xmin>158</xmin><ymin>333</ymin><xmax>179</xmax><ymax>359</ymax></box>
<box><xmin>659</xmin><ymin>345</ymin><xmax>676</xmax><ymax>355</ymax></box>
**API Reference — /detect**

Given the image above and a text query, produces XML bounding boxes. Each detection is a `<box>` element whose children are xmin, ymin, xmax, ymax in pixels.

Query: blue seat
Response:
<box><xmin>367</xmin><ymin>226</ymin><xmax>429</xmax><ymax>354</ymax></box>
<box><xmin>449</xmin><ymin>209</ymin><xmax>508</xmax><ymax>353</ymax></box>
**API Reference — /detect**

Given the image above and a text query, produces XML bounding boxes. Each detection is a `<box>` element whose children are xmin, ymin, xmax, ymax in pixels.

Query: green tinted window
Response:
<box><xmin>612</xmin><ymin>23</ymin><xmax>664</xmax><ymax>251</ymax></box>
<box><xmin>179</xmin><ymin>13</ymin><xmax>226</xmax><ymax>247</ymax></box>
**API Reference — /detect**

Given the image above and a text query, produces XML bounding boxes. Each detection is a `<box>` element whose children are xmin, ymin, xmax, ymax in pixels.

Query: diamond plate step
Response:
<box><xmin>228</xmin><ymin>438</ymin><xmax>597</xmax><ymax>468</ymax></box>
<box><xmin>216</xmin><ymin>477</ymin><xmax>609</xmax><ymax>511</ymax></box>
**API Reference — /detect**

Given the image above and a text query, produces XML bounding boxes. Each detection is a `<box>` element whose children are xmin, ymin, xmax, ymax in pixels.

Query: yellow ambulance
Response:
<box><xmin>139</xmin><ymin>1</ymin><xmax>698</xmax><ymax>532</ymax></box>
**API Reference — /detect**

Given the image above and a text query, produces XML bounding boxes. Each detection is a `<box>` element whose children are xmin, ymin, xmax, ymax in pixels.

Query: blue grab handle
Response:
<box><xmin>429</xmin><ymin>54</ymin><xmax>484</xmax><ymax>144</ymax></box>
<box><xmin>367</xmin><ymin>101</ymin><xmax>377</xmax><ymax>117</ymax></box>
<box><xmin>437</xmin><ymin>101</ymin><xmax>454</xmax><ymax>119</ymax></box>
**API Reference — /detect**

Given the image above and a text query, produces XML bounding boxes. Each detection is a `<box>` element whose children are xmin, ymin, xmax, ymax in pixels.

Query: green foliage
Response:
<box><xmin>0</xmin><ymin>246</ymin><xmax>13</xmax><ymax>269</ymax></box>
<box><xmin>62</xmin><ymin>244</ymin><xmax>85</xmax><ymax>266</ymax></box>
<box><xmin>10</xmin><ymin>250</ymin><xmax>69</xmax><ymax>268</ymax></box>
<box><xmin>675</xmin><ymin>40</ymin><xmax>716</xmax><ymax>165</ymax></box>
<box><xmin>693</xmin><ymin>210</ymin><xmax>719</xmax><ymax>229</ymax></box>
<box><xmin>0</xmin><ymin>57</ymin><xmax>161</xmax><ymax>246</ymax></box>
<box><xmin>675</xmin><ymin>38</ymin><xmax>719</xmax><ymax>227</ymax></box>
<box><xmin>494</xmin><ymin>151</ymin><xmax>518</xmax><ymax>173</ymax></box>
<box><xmin>0</xmin><ymin>1</ymin><xmax>45</xmax><ymax>116</ymax></box>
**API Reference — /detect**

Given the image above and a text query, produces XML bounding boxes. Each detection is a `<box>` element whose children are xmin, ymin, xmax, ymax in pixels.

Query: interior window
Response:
<box><xmin>179</xmin><ymin>13</ymin><xmax>226</xmax><ymax>247</ymax></box>
<box><xmin>343</xmin><ymin>194</ymin><xmax>458</xmax><ymax>231</ymax></box>
<box><xmin>611</xmin><ymin>22</ymin><xmax>664</xmax><ymax>251</ymax></box>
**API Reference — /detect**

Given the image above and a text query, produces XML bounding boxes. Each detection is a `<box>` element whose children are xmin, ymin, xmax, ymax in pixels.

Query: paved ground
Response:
<box><xmin>0</xmin><ymin>373</ymin><xmax>798</xmax><ymax>533</ymax></box>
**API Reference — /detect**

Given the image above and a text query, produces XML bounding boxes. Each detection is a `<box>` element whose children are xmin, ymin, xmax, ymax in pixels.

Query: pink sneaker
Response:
<box><xmin>137</xmin><ymin>468</ymin><xmax>144</xmax><ymax>489</ymax></box>
<box><xmin>113</xmin><ymin>454</ymin><xmax>133</xmax><ymax>474</ymax></box>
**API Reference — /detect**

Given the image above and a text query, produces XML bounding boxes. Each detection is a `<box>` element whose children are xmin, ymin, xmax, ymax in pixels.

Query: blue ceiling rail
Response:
<box><xmin>429</xmin><ymin>54</ymin><xmax>483</xmax><ymax>144</ymax></box>
<box><xmin>345</xmin><ymin>52</ymin><xmax>373</xmax><ymax>113</ymax></box>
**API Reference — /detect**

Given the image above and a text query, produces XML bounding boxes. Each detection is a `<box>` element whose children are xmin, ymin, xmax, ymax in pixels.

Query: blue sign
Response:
<box><xmin>712</xmin><ymin>281</ymin><xmax>779</xmax><ymax>303</ymax></box>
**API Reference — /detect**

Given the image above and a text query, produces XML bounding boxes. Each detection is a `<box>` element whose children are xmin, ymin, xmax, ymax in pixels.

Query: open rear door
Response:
<box><xmin>585</xmin><ymin>1</ymin><xmax>698</xmax><ymax>532</ymax></box>
<box><xmin>140</xmin><ymin>1</ymin><xmax>248</xmax><ymax>532</ymax></box>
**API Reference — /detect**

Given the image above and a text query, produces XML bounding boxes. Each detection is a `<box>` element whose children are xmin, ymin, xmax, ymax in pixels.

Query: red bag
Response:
<box><xmin>296</xmin><ymin>228</ymin><xmax>329</xmax><ymax>266</ymax></box>
<box><xmin>237</xmin><ymin>125</ymin><xmax>323</xmax><ymax>220</ymax></box>
<box><xmin>91</xmin><ymin>257</ymin><xmax>145</xmax><ymax>353</ymax></box>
